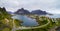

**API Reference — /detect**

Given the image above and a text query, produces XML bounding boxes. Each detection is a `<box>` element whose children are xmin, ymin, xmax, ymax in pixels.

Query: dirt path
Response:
<box><xmin>48</xmin><ymin>26</ymin><xmax>58</xmax><ymax>31</ymax></box>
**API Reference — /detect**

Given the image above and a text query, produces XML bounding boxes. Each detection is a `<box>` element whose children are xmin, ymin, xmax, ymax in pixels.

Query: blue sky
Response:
<box><xmin>0</xmin><ymin>0</ymin><xmax>60</xmax><ymax>14</ymax></box>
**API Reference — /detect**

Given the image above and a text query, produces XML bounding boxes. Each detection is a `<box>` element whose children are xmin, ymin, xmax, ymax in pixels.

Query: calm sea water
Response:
<box><xmin>12</xmin><ymin>14</ymin><xmax>60</xmax><ymax>26</ymax></box>
<box><xmin>12</xmin><ymin>15</ymin><xmax>39</xmax><ymax>27</ymax></box>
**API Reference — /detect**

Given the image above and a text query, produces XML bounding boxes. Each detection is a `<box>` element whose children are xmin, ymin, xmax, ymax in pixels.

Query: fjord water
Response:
<box><xmin>12</xmin><ymin>15</ymin><xmax>39</xmax><ymax>27</ymax></box>
<box><xmin>12</xmin><ymin>14</ymin><xmax>60</xmax><ymax>27</ymax></box>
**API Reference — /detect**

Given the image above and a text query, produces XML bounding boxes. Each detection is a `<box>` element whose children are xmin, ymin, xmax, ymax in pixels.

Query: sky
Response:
<box><xmin>0</xmin><ymin>0</ymin><xmax>60</xmax><ymax>14</ymax></box>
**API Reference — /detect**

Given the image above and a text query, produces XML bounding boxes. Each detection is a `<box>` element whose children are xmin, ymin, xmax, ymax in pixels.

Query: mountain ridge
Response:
<box><xmin>14</xmin><ymin>8</ymin><xmax>52</xmax><ymax>15</ymax></box>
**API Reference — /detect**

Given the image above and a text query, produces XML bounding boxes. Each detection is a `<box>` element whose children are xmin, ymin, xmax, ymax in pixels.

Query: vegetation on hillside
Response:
<box><xmin>0</xmin><ymin>7</ymin><xmax>60</xmax><ymax>31</ymax></box>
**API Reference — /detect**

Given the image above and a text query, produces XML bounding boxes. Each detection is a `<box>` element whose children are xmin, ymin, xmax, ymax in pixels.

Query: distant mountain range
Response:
<box><xmin>0</xmin><ymin>7</ymin><xmax>52</xmax><ymax>15</ymax></box>
<box><xmin>7</xmin><ymin>11</ymin><xmax>14</xmax><ymax>14</ymax></box>
<box><xmin>14</xmin><ymin>8</ymin><xmax>52</xmax><ymax>15</ymax></box>
<box><xmin>31</xmin><ymin>10</ymin><xmax>47</xmax><ymax>15</ymax></box>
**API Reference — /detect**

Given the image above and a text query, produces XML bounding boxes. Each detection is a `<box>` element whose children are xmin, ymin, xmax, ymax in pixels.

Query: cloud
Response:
<box><xmin>17</xmin><ymin>0</ymin><xmax>56</xmax><ymax>11</ymax></box>
<box><xmin>0</xmin><ymin>0</ymin><xmax>19</xmax><ymax>8</ymax></box>
<box><xmin>0</xmin><ymin>0</ymin><xmax>20</xmax><ymax>12</ymax></box>
<box><xmin>0</xmin><ymin>0</ymin><xmax>60</xmax><ymax>14</ymax></box>
<box><xmin>55</xmin><ymin>0</ymin><xmax>60</xmax><ymax>9</ymax></box>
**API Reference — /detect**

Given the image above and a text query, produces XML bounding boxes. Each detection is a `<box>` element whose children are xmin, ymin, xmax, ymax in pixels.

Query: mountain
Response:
<box><xmin>0</xmin><ymin>7</ymin><xmax>9</xmax><ymax>16</ymax></box>
<box><xmin>7</xmin><ymin>11</ymin><xmax>14</xmax><ymax>14</ymax></box>
<box><xmin>31</xmin><ymin>10</ymin><xmax>48</xmax><ymax>15</ymax></box>
<box><xmin>0</xmin><ymin>7</ymin><xmax>11</xmax><ymax>18</ymax></box>
<box><xmin>14</xmin><ymin>8</ymin><xmax>52</xmax><ymax>15</ymax></box>
<box><xmin>14</xmin><ymin>8</ymin><xmax>30</xmax><ymax>15</ymax></box>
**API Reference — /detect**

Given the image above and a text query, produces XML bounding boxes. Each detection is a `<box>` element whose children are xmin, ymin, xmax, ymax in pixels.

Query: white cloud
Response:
<box><xmin>0</xmin><ymin>0</ymin><xmax>19</xmax><ymax>8</ymax></box>
<box><xmin>46</xmin><ymin>9</ymin><xmax>60</xmax><ymax>14</ymax></box>
<box><xmin>0</xmin><ymin>0</ymin><xmax>60</xmax><ymax>14</ymax></box>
